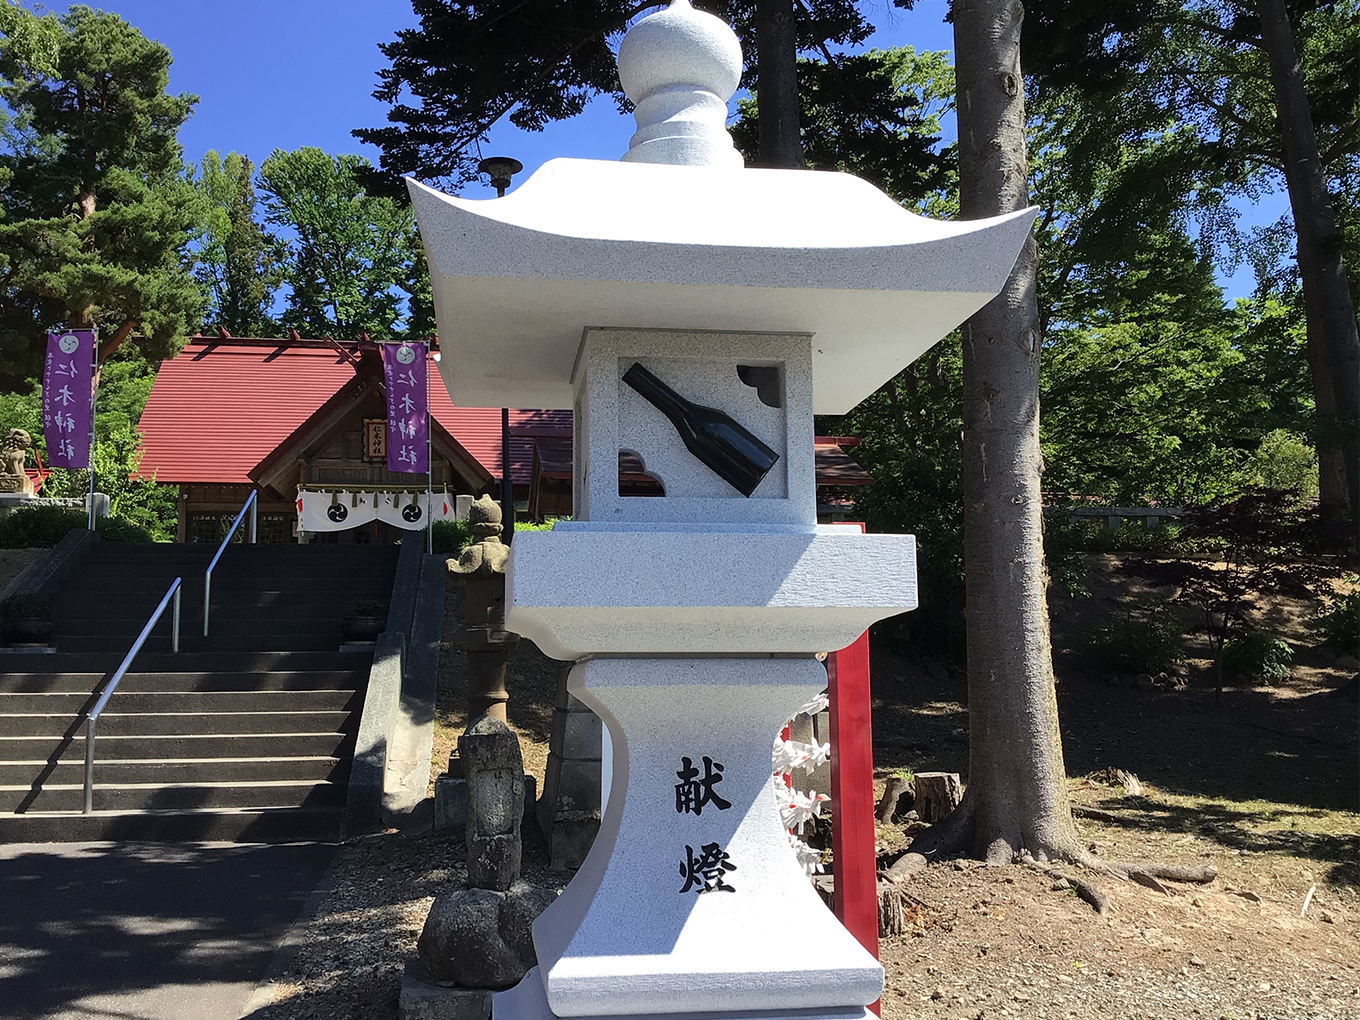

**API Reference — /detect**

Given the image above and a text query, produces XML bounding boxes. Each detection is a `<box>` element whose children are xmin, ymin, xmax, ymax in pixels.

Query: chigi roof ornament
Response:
<box><xmin>616</xmin><ymin>0</ymin><xmax>744</xmax><ymax>167</ymax></box>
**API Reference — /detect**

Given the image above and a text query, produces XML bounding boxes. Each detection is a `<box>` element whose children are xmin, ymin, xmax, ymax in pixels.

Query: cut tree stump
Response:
<box><xmin>876</xmin><ymin>776</ymin><xmax>913</xmax><ymax>823</ymax></box>
<box><xmin>913</xmin><ymin>772</ymin><xmax>963</xmax><ymax>823</ymax></box>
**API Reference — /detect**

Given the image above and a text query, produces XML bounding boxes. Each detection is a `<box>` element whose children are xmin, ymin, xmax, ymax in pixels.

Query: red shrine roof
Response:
<box><xmin>136</xmin><ymin>337</ymin><xmax>567</xmax><ymax>486</ymax></box>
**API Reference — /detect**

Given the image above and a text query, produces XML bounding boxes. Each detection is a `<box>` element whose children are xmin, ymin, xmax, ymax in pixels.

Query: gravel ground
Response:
<box><xmin>245</xmin><ymin>825</ymin><xmax>562</xmax><ymax>1020</ymax></box>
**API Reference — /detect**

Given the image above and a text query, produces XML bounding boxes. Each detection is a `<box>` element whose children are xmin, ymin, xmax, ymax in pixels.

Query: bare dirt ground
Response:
<box><xmin>872</xmin><ymin>555</ymin><xmax>1358</xmax><ymax>1019</ymax></box>
<box><xmin>256</xmin><ymin>557</ymin><xmax>1357</xmax><ymax>1020</ymax></box>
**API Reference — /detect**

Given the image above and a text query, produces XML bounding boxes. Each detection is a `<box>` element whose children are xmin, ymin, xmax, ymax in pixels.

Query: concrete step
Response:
<box><xmin>0</xmin><ymin>710</ymin><xmax>354</xmax><ymax>738</ymax></box>
<box><xmin>75</xmin><ymin>570</ymin><xmax>394</xmax><ymax>588</ymax></box>
<box><xmin>0</xmin><ymin>755</ymin><xmax>348</xmax><ymax>786</ymax></box>
<box><xmin>1</xmin><ymin>778</ymin><xmax>346</xmax><ymax>813</ymax></box>
<box><xmin>0</xmin><ymin>731</ymin><xmax>355</xmax><ymax>761</ymax></box>
<box><xmin>52</xmin><ymin>634</ymin><xmax>356</xmax><ymax>654</ymax></box>
<box><xmin>0</xmin><ymin>805</ymin><xmax>345</xmax><ymax>842</ymax></box>
<box><xmin>0</xmin><ymin>650</ymin><xmax>373</xmax><ymax>673</ymax></box>
<box><xmin>59</xmin><ymin>617</ymin><xmax>348</xmax><ymax>637</ymax></box>
<box><xmin>0</xmin><ymin>689</ymin><xmax>361</xmax><ymax>714</ymax></box>
<box><xmin>55</xmin><ymin>590</ymin><xmax>372</xmax><ymax>612</ymax></box>
<box><xmin>86</xmin><ymin>547</ymin><xmax>394</xmax><ymax>562</ymax></box>
<box><xmin>0</xmin><ymin>670</ymin><xmax>367</xmax><ymax>694</ymax></box>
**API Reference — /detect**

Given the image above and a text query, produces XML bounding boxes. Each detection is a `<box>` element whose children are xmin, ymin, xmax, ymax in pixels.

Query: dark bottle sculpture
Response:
<box><xmin>622</xmin><ymin>362</ymin><xmax>779</xmax><ymax>497</ymax></box>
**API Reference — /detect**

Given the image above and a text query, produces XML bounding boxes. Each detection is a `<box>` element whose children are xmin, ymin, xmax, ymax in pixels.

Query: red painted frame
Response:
<box><xmin>826</xmin><ymin>522</ymin><xmax>880</xmax><ymax>1015</ymax></box>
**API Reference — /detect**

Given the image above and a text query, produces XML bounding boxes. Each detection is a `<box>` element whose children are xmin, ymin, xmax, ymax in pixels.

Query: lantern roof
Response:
<box><xmin>408</xmin><ymin>160</ymin><xmax>1035</xmax><ymax>414</ymax></box>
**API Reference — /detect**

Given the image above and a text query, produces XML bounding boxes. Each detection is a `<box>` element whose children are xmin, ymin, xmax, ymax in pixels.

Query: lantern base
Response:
<box><xmin>495</xmin><ymin>968</ymin><xmax>875</xmax><ymax>1020</ymax></box>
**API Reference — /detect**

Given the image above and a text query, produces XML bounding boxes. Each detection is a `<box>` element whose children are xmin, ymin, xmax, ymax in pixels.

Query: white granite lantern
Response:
<box><xmin>408</xmin><ymin>3</ymin><xmax>1035</xmax><ymax>1018</ymax></box>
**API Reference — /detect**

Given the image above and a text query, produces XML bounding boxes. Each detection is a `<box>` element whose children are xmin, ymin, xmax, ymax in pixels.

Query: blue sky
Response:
<box><xmin>52</xmin><ymin>0</ymin><xmax>1278</xmax><ymax>297</ymax></box>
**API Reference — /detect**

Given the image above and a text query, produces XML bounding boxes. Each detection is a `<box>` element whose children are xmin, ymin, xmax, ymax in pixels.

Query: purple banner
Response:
<box><xmin>42</xmin><ymin>330</ymin><xmax>95</xmax><ymax>469</ymax></box>
<box><xmin>383</xmin><ymin>341</ymin><xmax>429</xmax><ymax>474</ymax></box>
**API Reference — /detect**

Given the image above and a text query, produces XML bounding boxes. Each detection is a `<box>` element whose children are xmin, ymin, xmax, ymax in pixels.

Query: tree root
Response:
<box><xmin>903</xmin><ymin>790</ymin><xmax>1218</xmax><ymax>916</ymax></box>
<box><xmin>1024</xmin><ymin>856</ymin><xmax>1218</xmax><ymax>914</ymax></box>
<box><xmin>1100</xmin><ymin>861</ymin><xmax>1219</xmax><ymax>885</ymax></box>
<box><xmin>1071</xmin><ymin>804</ymin><xmax>1137</xmax><ymax>826</ymax></box>
<box><xmin>1042</xmin><ymin>868</ymin><xmax>1110</xmax><ymax>914</ymax></box>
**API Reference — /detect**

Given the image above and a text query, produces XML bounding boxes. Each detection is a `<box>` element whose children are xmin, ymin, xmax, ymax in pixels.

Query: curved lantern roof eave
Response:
<box><xmin>408</xmin><ymin>159</ymin><xmax>1037</xmax><ymax>415</ymax></box>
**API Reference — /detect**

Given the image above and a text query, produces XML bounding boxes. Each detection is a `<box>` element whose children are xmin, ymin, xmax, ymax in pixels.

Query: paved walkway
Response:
<box><xmin>0</xmin><ymin>841</ymin><xmax>335</xmax><ymax>1020</ymax></box>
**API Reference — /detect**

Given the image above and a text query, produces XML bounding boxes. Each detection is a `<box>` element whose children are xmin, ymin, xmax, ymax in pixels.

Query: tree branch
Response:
<box><xmin>97</xmin><ymin>320</ymin><xmax>137</xmax><ymax>363</ymax></box>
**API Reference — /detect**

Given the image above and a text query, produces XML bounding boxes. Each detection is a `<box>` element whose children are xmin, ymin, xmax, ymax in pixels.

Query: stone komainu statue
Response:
<box><xmin>0</xmin><ymin>429</ymin><xmax>34</xmax><ymax>495</ymax></box>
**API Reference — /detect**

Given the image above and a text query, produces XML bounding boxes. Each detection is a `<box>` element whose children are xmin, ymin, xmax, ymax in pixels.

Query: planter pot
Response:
<box><xmin>342</xmin><ymin>616</ymin><xmax>385</xmax><ymax>642</ymax></box>
<box><xmin>3</xmin><ymin>617</ymin><xmax>54</xmax><ymax>645</ymax></box>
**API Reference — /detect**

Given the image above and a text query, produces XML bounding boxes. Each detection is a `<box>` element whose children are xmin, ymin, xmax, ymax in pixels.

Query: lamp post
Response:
<box><xmin>478</xmin><ymin>157</ymin><xmax>522</xmax><ymax>544</ymax></box>
<box><xmin>476</xmin><ymin>156</ymin><xmax>523</xmax><ymax>198</ymax></box>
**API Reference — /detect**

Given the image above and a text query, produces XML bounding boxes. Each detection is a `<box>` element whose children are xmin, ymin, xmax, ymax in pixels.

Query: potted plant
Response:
<box><xmin>342</xmin><ymin>599</ymin><xmax>387</xmax><ymax>642</ymax></box>
<box><xmin>1</xmin><ymin>593</ymin><xmax>54</xmax><ymax>646</ymax></box>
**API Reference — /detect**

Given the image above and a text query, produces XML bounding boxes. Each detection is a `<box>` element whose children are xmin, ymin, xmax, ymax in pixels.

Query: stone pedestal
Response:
<box><xmin>503</xmin><ymin>658</ymin><xmax>881</xmax><ymax>1020</ymax></box>
<box><xmin>536</xmin><ymin>671</ymin><xmax>603</xmax><ymax>870</ymax></box>
<box><xmin>400</xmin><ymin>962</ymin><xmax>493</xmax><ymax>1020</ymax></box>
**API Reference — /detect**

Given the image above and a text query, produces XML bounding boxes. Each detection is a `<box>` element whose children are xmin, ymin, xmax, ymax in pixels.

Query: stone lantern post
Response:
<box><xmin>448</xmin><ymin>494</ymin><xmax>520</xmax><ymax>724</ymax></box>
<box><xmin>408</xmin><ymin>4</ymin><xmax>1033</xmax><ymax>1018</ymax></box>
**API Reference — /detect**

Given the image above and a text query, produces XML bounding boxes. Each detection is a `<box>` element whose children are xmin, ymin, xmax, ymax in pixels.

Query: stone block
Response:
<box><xmin>460</xmin><ymin>715</ymin><xmax>525</xmax><ymax>890</ymax></box>
<box><xmin>547</xmin><ymin>814</ymin><xmax>600</xmax><ymax>872</ymax></box>
<box><xmin>419</xmin><ymin>887</ymin><xmax>522</xmax><ymax>989</ymax></box>
<box><xmin>549</xmin><ymin>759</ymin><xmax>602</xmax><ymax>814</ymax></box>
<box><xmin>434</xmin><ymin>775</ymin><xmax>535</xmax><ymax>832</ymax></box>
<box><xmin>417</xmin><ymin>881</ymin><xmax>558</xmax><ymax>992</ymax></box>
<box><xmin>506</xmin><ymin>525</ymin><xmax>919</xmax><ymax>659</ymax></box>
<box><xmin>399</xmin><ymin>962</ymin><xmax>491</xmax><ymax>1020</ymax></box>
<box><xmin>434</xmin><ymin>775</ymin><xmax>468</xmax><ymax>832</ymax></box>
<box><xmin>468</xmin><ymin>832</ymin><xmax>520</xmax><ymax>891</ymax></box>
<box><xmin>550</xmin><ymin>708</ymin><xmax>602</xmax><ymax>760</ymax></box>
<box><xmin>528</xmin><ymin>658</ymin><xmax>883</xmax><ymax>1017</ymax></box>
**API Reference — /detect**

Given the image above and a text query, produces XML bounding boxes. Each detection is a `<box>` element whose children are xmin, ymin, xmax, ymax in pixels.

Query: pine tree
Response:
<box><xmin>354</xmin><ymin>0</ymin><xmax>877</xmax><ymax>189</ymax></box>
<box><xmin>0</xmin><ymin>5</ymin><xmax>206</xmax><ymax>386</ymax></box>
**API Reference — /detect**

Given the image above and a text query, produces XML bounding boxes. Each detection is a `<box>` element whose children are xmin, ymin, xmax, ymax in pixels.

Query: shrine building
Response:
<box><xmin>135</xmin><ymin>334</ymin><xmax>871</xmax><ymax>542</ymax></box>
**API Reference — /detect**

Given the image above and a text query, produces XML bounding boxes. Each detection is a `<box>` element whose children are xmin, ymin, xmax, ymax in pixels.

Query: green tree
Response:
<box><xmin>732</xmin><ymin>46</ymin><xmax>953</xmax><ymax>203</ymax></box>
<box><xmin>0</xmin><ymin>1</ymin><xmax>59</xmax><ymax>78</ymax></box>
<box><xmin>193</xmin><ymin>151</ymin><xmax>280</xmax><ymax>336</ymax></box>
<box><xmin>258</xmin><ymin>147</ymin><xmax>421</xmax><ymax>340</ymax></box>
<box><xmin>1022</xmin><ymin>0</ymin><xmax>1360</xmax><ymax>520</ymax></box>
<box><xmin>355</xmin><ymin>0</ymin><xmax>892</xmax><ymax>189</ymax></box>
<box><xmin>0</xmin><ymin>5</ymin><xmax>206</xmax><ymax>385</ymax></box>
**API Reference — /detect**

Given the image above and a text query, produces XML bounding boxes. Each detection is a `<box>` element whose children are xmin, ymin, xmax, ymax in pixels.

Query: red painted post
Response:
<box><xmin>826</xmin><ymin>524</ymin><xmax>880</xmax><ymax>1015</ymax></box>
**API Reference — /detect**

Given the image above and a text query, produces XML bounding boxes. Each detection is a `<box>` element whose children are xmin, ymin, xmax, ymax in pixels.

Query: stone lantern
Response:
<box><xmin>408</xmin><ymin>3</ymin><xmax>1034</xmax><ymax>1018</ymax></box>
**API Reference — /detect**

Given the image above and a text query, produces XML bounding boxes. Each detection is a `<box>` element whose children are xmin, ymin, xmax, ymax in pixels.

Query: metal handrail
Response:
<box><xmin>84</xmin><ymin>576</ymin><xmax>182</xmax><ymax>814</ymax></box>
<box><xmin>203</xmin><ymin>489</ymin><xmax>257</xmax><ymax>636</ymax></box>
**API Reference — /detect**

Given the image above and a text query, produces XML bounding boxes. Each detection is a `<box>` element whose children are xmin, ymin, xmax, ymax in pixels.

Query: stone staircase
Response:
<box><xmin>0</xmin><ymin>541</ymin><xmax>399</xmax><ymax>841</ymax></box>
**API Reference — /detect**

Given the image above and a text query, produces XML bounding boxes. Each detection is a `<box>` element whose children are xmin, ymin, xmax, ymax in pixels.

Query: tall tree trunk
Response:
<box><xmin>911</xmin><ymin>0</ymin><xmax>1083</xmax><ymax>865</ymax></box>
<box><xmin>1255</xmin><ymin>0</ymin><xmax>1360</xmax><ymax>520</ymax></box>
<box><xmin>755</xmin><ymin>0</ymin><xmax>804</xmax><ymax>167</ymax></box>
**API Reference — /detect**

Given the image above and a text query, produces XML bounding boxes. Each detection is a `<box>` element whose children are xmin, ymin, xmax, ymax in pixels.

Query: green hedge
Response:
<box><xmin>431</xmin><ymin>516</ymin><xmax>560</xmax><ymax>556</ymax></box>
<box><xmin>0</xmin><ymin>506</ymin><xmax>155</xmax><ymax>547</ymax></box>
